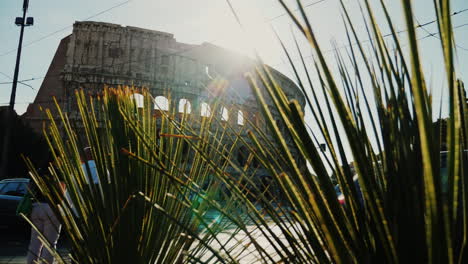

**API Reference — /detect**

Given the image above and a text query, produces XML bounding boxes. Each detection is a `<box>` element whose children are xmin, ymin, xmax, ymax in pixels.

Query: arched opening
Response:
<box><xmin>237</xmin><ymin>110</ymin><xmax>244</xmax><ymax>125</ymax></box>
<box><xmin>154</xmin><ymin>96</ymin><xmax>169</xmax><ymax>111</ymax></box>
<box><xmin>131</xmin><ymin>93</ymin><xmax>144</xmax><ymax>108</ymax></box>
<box><xmin>237</xmin><ymin>146</ymin><xmax>260</xmax><ymax>168</ymax></box>
<box><xmin>200</xmin><ymin>102</ymin><xmax>211</xmax><ymax>117</ymax></box>
<box><xmin>181</xmin><ymin>140</ymin><xmax>190</xmax><ymax>161</ymax></box>
<box><xmin>237</xmin><ymin>146</ymin><xmax>248</xmax><ymax>166</ymax></box>
<box><xmin>221</xmin><ymin>107</ymin><xmax>229</xmax><ymax>121</ymax></box>
<box><xmin>178</xmin><ymin>99</ymin><xmax>192</xmax><ymax>114</ymax></box>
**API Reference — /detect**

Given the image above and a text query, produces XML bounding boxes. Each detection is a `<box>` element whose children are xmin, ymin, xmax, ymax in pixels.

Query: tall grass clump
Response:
<box><xmin>24</xmin><ymin>87</ymin><xmax>256</xmax><ymax>264</ymax></box>
<box><xmin>214</xmin><ymin>0</ymin><xmax>467</xmax><ymax>263</ymax></box>
<box><xmin>22</xmin><ymin>0</ymin><xmax>468</xmax><ymax>263</ymax></box>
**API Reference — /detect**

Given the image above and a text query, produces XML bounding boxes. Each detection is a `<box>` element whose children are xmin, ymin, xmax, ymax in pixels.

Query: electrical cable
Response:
<box><xmin>3</xmin><ymin>3</ymin><xmax>467</xmax><ymax>90</ymax></box>
<box><xmin>415</xmin><ymin>17</ymin><xmax>468</xmax><ymax>51</ymax></box>
<box><xmin>4</xmin><ymin>17</ymin><xmax>468</xmax><ymax>89</ymax></box>
<box><xmin>0</xmin><ymin>0</ymin><xmax>133</xmax><ymax>57</ymax></box>
<box><xmin>0</xmin><ymin>71</ymin><xmax>35</xmax><ymax>90</ymax></box>
<box><xmin>0</xmin><ymin>0</ymin><xmax>324</xmax><ymax>58</ymax></box>
<box><xmin>0</xmin><ymin>0</ymin><xmax>330</xmax><ymax>87</ymax></box>
<box><xmin>273</xmin><ymin>8</ymin><xmax>468</xmax><ymax>66</ymax></box>
<box><xmin>267</xmin><ymin>0</ymin><xmax>326</xmax><ymax>22</ymax></box>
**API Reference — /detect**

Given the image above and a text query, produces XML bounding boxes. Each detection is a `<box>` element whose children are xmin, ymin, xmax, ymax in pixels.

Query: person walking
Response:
<box><xmin>81</xmin><ymin>146</ymin><xmax>99</xmax><ymax>184</ymax></box>
<box><xmin>26</xmin><ymin>177</ymin><xmax>62</xmax><ymax>264</ymax></box>
<box><xmin>81</xmin><ymin>146</ymin><xmax>111</xmax><ymax>188</ymax></box>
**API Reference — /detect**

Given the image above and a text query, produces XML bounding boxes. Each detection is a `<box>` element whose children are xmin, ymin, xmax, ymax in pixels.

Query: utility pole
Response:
<box><xmin>0</xmin><ymin>0</ymin><xmax>34</xmax><ymax>179</ymax></box>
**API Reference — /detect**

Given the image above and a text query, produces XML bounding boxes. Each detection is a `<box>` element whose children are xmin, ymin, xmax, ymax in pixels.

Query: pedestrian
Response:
<box><xmin>26</xmin><ymin>172</ymin><xmax>63</xmax><ymax>264</ymax></box>
<box><xmin>81</xmin><ymin>146</ymin><xmax>110</xmax><ymax>185</ymax></box>
<box><xmin>82</xmin><ymin>146</ymin><xmax>99</xmax><ymax>184</ymax></box>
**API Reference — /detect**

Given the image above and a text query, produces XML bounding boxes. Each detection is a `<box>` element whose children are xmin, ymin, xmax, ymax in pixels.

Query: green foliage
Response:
<box><xmin>219</xmin><ymin>0</ymin><xmax>467</xmax><ymax>263</ymax></box>
<box><xmin>24</xmin><ymin>0</ymin><xmax>468</xmax><ymax>263</ymax></box>
<box><xmin>0</xmin><ymin>107</ymin><xmax>49</xmax><ymax>179</ymax></box>
<box><xmin>24</xmin><ymin>87</ymin><xmax>254</xmax><ymax>264</ymax></box>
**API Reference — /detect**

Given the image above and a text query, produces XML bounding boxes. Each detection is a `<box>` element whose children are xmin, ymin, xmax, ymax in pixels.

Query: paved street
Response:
<box><xmin>0</xmin><ymin>229</ymin><xmax>69</xmax><ymax>264</ymax></box>
<box><xmin>0</xmin><ymin>238</ymin><xmax>28</xmax><ymax>264</ymax></box>
<box><xmin>0</xmin><ymin>224</ymin><xmax>285</xmax><ymax>264</ymax></box>
<box><xmin>0</xmin><ymin>209</ymin><xmax>288</xmax><ymax>263</ymax></box>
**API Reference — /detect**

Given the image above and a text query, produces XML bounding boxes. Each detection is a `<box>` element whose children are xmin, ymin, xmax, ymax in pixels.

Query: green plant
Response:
<box><xmin>216</xmin><ymin>0</ymin><xmax>467</xmax><ymax>263</ymax></box>
<box><xmin>23</xmin><ymin>0</ymin><xmax>468</xmax><ymax>262</ymax></box>
<box><xmin>24</xmin><ymin>87</ymin><xmax>255</xmax><ymax>264</ymax></box>
<box><xmin>0</xmin><ymin>107</ymin><xmax>49</xmax><ymax>179</ymax></box>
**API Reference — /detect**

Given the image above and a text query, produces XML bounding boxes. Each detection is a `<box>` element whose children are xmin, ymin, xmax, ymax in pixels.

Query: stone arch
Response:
<box><xmin>178</xmin><ymin>98</ymin><xmax>192</xmax><ymax>114</ymax></box>
<box><xmin>236</xmin><ymin>145</ymin><xmax>260</xmax><ymax>168</ymax></box>
<box><xmin>237</xmin><ymin>110</ymin><xmax>244</xmax><ymax>125</ymax></box>
<box><xmin>237</xmin><ymin>146</ymin><xmax>248</xmax><ymax>166</ymax></box>
<box><xmin>200</xmin><ymin>102</ymin><xmax>211</xmax><ymax>117</ymax></box>
<box><xmin>154</xmin><ymin>96</ymin><xmax>169</xmax><ymax>111</ymax></box>
<box><xmin>131</xmin><ymin>93</ymin><xmax>144</xmax><ymax>108</ymax></box>
<box><xmin>221</xmin><ymin>107</ymin><xmax>229</xmax><ymax>121</ymax></box>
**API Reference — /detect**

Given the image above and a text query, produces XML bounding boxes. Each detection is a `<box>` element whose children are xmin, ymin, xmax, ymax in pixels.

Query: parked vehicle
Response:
<box><xmin>0</xmin><ymin>178</ymin><xmax>30</xmax><ymax>196</ymax></box>
<box><xmin>440</xmin><ymin>150</ymin><xmax>468</xmax><ymax>195</ymax></box>
<box><xmin>335</xmin><ymin>150</ymin><xmax>467</xmax><ymax>205</ymax></box>
<box><xmin>0</xmin><ymin>178</ymin><xmax>30</xmax><ymax>237</ymax></box>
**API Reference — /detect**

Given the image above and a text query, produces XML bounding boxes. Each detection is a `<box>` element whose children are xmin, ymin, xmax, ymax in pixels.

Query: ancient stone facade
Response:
<box><xmin>23</xmin><ymin>21</ymin><xmax>306</xmax><ymax>179</ymax></box>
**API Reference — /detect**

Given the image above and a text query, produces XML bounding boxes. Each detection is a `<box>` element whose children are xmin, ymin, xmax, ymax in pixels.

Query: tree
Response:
<box><xmin>0</xmin><ymin>107</ymin><xmax>49</xmax><ymax>179</ymax></box>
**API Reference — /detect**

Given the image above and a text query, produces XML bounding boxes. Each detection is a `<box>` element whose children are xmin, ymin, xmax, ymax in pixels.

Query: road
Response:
<box><xmin>0</xmin><ymin>227</ymin><xmax>69</xmax><ymax>264</ymax></box>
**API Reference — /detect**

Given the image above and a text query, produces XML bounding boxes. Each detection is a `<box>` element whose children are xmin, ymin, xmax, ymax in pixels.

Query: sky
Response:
<box><xmin>0</xmin><ymin>0</ymin><xmax>467</xmax><ymax>119</ymax></box>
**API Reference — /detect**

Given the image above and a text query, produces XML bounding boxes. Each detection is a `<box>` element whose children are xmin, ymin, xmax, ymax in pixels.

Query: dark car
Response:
<box><xmin>0</xmin><ymin>178</ymin><xmax>29</xmax><ymax>196</ymax></box>
<box><xmin>336</xmin><ymin>150</ymin><xmax>468</xmax><ymax>205</ymax></box>
<box><xmin>0</xmin><ymin>178</ymin><xmax>30</xmax><ymax>236</ymax></box>
<box><xmin>440</xmin><ymin>150</ymin><xmax>468</xmax><ymax>195</ymax></box>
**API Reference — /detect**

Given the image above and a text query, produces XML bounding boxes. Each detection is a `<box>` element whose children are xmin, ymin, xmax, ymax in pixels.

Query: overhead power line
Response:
<box><xmin>273</xmin><ymin>7</ymin><xmax>468</xmax><ymax>66</ymax></box>
<box><xmin>345</xmin><ymin>8</ymin><xmax>468</xmax><ymax>49</ymax></box>
<box><xmin>1</xmin><ymin>0</ymin><xmax>323</xmax><ymax>58</ymax></box>
<box><xmin>415</xmin><ymin>17</ymin><xmax>468</xmax><ymax>52</ymax></box>
<box><xmin>4</xmin><ymin>18</ymin><xmax>468</xmax><ymax>86</ymax></box>
<box><xmin>6</xmin><ymin>4</ymin><xmax>466</xmax><ymax>108</ymax></box>
<box><xmin>380</xmin><ymin>8</ymin><xmax>468</xmax><ymax>39</ymax></box>
<box><xmin>0</xmin><ymin>71</ymin><xmax>35</xmax><ymax>90</ymax></box>
<box><xmin>0</xmin><ymin>43</ymin><xmax>216</xmax><ymax>90</ymax></box>
<box><xmin>0</xmin><ymin>0</ymin><xmax>329</xmax><ymax>85</ymax></box>
<box><xmin>0</xmin><ymin>75</ymin><xmax>43</xmax><ymax>85</ymax></box>
<box><xmin>5</xmin><ymin>18</ymin><xmax>468</xmax><ymax>87</ymax></box>
<box><xmin>3</xmin><ymin>1</ymin><xmax>465</xmax><ymax>86</ymax></box>
<box><xmin>0</xmin><ymin>0</ymin><xmax>133</xmax><ymax>58</ymax></box>
<box><xmin>267</xmin><ymin>0</ymin><xmax>326</xmax><ymax>21</ymax></box>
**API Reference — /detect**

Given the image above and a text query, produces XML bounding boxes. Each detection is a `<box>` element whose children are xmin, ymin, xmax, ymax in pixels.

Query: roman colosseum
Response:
<box><xmin>22</xmin><ymin>21</ymin><xmax>306</xmax><ymax>181</ymax></box>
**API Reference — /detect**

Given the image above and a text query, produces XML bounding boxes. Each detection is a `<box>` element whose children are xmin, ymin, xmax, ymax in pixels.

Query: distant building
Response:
<box><xmin>22</xmin><ymin>21</ymin><xmax>306</xmax><ymax>179</ymax></box>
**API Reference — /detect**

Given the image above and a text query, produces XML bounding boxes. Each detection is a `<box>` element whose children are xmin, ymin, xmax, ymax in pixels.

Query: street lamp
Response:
<box><xmin>15</xmin><ymin>17</ymin><xmax>34</xmax><ymax>26</ymax></box>
<box><xmin>0</xmin><ymin>0</ymin><xmax>34</xmax><ymax>179</ymax></box>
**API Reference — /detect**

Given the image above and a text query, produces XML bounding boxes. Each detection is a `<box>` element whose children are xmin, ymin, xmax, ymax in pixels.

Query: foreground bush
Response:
<box><xmin>224</xmin><ymin>0</ymin><xmax>467</xmax><ymax>263</ymax></box>
<box><xmin>26</xmin><ymin>0</ymin><xmax>467</xmax><ymax>263</ymax></box>
<box><xmin>25</xmin><ymin>88</ymin><xmax>250</xmax><ymax>263</ymax></box>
